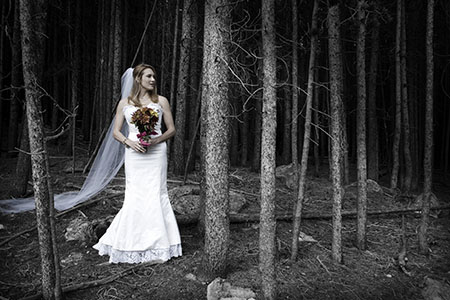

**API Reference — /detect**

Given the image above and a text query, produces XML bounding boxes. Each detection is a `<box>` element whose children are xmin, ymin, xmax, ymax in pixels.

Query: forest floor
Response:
<box><xmin>0</xmin><ymin>139</ymin><xmax>450</xmax><ymax>300</ymax></box>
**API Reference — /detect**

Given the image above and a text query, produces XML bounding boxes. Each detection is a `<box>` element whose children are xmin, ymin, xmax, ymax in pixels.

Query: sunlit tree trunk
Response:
<box><xmin>418</xmin><ymin>0</ymin><xmax>434</xmax><ymax>254</ymax></box>
<box><xmin>200</xmin><ymin>0</ymin><xmax>231</xmax><ymax>280</ymax></box>
<box><xmin>19</xmin><ymin>0</ymin><xmax>62</xmax><ymax>298</ymax></box>
<box><xmin>260</xmin><ymin>0</ymin><xmax>277</xmax><ymax>298</ymax></box>
<box><xmin>356</xmin><ymin>0</ymin><xmax>368</xmax><ymax>250</ymax></box>
<box><xmin>328</xmin><ymin>1</ymin><xmax>344</xmax><ymax>264</ymax></box>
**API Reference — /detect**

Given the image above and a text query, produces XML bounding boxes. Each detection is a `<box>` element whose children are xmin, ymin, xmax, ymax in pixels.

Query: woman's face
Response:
<box><xmin>139</xmin><ymin>68</ymin><xmax>156</xmax><ymax>91</ymax></box>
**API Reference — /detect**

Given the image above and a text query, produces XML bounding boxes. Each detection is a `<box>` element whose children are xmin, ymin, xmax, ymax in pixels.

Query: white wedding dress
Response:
<box><xmin>93</xmin><ymin>101</ymin><xmax>182</xmax><ymax>264</ymax></box>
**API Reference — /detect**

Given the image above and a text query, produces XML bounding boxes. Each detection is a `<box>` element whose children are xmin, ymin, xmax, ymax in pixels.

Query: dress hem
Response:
<box><xmin>93</xmin><ymin>243</ymin><xmax>182</xmax><ymax>264</ymax></box>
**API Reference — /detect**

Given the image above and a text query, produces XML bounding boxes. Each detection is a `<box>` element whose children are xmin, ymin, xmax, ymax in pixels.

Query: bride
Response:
<box><xmin>93</xmin><ymin>64</ymin><xmax>182</xmax><ymax>264</ymax></box>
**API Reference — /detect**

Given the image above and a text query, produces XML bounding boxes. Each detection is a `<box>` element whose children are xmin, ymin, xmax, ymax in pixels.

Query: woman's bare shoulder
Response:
<box><xmin>157</xmin><ymin>95</ymin><xmax>169</xmax><ymax>107</ymax></box>
<box><xmin>117</xmin><ymin>98</ymin><xmax>131</xmax><ymax>109</ymax></box>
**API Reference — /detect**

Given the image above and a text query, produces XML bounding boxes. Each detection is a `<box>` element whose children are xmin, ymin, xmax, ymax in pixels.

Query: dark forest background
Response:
<box><xmin>0</xmin><ymin>0</ymin><xmax>449</xmax><ymax>179</ymax></box>
<box><xmin>0</xmin><ymin>0</ymin><xmax>449</xmax><ymax>299</ymax></box>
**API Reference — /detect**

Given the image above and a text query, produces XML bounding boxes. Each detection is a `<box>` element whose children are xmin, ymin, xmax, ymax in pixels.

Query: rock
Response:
<box><xmin>207</xmin><ymin>278</ymin><xmax>256</xmax><ymax>300</ymax></box>
<box><xmin>65</xmin><ymin>217</ymin><xmax>94</xmax><ymax>242</ymax></box>
<box><xmin>367</xmin><ymin>179</ymin><xmax>382</xmax><ymax>193</ymax></box>
<box><xmin>170</xmin><ymin>185</ymin><xmax>247</xmax><ymax>215</ymax></box>
<box><xmin>298</xmin><ymin>231</ymin><xmax>318</xmax><ymax>243</ymax></box>
<box><xmin>61</xmin><ymin>252</ymin><xmax>83</xmax><ymax>265</ymax></box>
<box><xmin>229</xmin><ymin>191</ymin><xmax>246</xmax><ymax>213</ymax></box>
<box><xmin>185</xmin><ymin>273</ymin><xmax>197</xmax><ymax>281</ymax></box>
<box><xmin>0</xmin><ymin>224</ymin><xmax>5</xmax><ymax>230</ymax></box>
<box><xmin>422</xmin><ymin>278</ymin><xmax>450</xmax><ymax>300</ymax></box>
<box><xmin>275</xmin><ymin>164</ymin><xmax>297</xmax><ymax>189</ymax></box>
<box><xmin>65</xmin><ymin>217</ymin><xmax>111</xmax><ymax>243</ymax></box>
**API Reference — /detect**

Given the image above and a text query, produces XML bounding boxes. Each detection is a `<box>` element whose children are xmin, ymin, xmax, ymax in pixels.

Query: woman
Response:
<box><xmin>93</xmin><ymin>64</ymin><xmax>182</xmax><ymax>264</ymax></box>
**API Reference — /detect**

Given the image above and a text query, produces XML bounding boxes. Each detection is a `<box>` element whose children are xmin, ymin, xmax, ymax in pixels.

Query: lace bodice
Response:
<box><xmin>123</xmin><ymin>101</ymin><xmax>163</xmax><ymax>141</ymax></box>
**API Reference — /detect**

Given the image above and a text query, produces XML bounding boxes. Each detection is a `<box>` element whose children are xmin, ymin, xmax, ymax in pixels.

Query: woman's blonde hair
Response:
<box><xmin>127</xmin><ymin>63</ymin><xmax>158</xmax><ymax>107</ymax></box>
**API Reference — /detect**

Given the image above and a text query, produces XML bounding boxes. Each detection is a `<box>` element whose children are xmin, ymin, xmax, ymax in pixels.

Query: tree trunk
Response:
<box><xmin>169</xmin><ymin>0</ymin><xmax>181</xmax><ymax>107</ymax></box>
<box><xmin>400</xmin><ymin>0</ymin><xmax>412</xmax><ymax>193</ymax></box>
<box><xmin>291</xmin><ymin>0</ymin><xmax>299</xmax><ymax>182</ymax></box>
<box><xmin>252</xmin><ymin>90</ymin><xmax>262</xmax><ymax>172</ymax></box>
<box><xmin>367</xmin><ymin>8</ymin><xmax>380</xmax><ymax>182</ymax></box>
<box><xmin>260</xmin><ymin>0</ymin><xmax>277</xmax><ymax>298</ymax></box>
<box><xmin>112</xmin><ymin>0</ymin><xmax>122</xmax><ymax>103</ymax></box>
<box><xmin>291</xmin><ymin>0</ymin><xmax>319</xmax><ymax>261</ymax></box>
<box><xmin>173</xmin><ymin>0</ymin><xmax>193</xmax><ymax>175</ymax></box>
<box><xmin>356</xmin><ymin>0</ymin><xmax>368</xmax><ymax>250</ymax></box>
<box><xmin>327</xmin><ymin>1</ymin><xmax>344</xmax><ymax>264</ymax></box>
<box><xmin>19</xmin><ymin>0</ymin><xmax>62</xmax><ymax>298</ymax></box>
<box><xmin>200</xmin><ymin>0</ymin><xmax>230</xmax><ymax>280</ymax></box>
<box><xmin>391</xmin><ymin>0</ymin><xmax>402</xmax><ymax>190</ymax></box>
<box><xmin>8</xmin><ymin>1</ymin><xmax>22</xmax><ymax>154</ymax></box>
<box><xmin>418</xmin><ymin>0</ymin><xmax>434</xmax><ymax>254</ymax></box>
<box><xmin>15</xmin><ymin>120</ymin><xmax>31</xmax><ymax>196</ymax></box>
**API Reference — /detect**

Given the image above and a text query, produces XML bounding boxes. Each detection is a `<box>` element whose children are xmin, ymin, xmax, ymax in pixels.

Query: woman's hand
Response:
<box><xmin>147</xmin><ymin>137</ymin><xmax>161</xmax><ymax>146</ymax></box>
<box><xmin>126</xmin><ymin>139</ymin><xmax>147</xmax><ymax>153</ymax></box>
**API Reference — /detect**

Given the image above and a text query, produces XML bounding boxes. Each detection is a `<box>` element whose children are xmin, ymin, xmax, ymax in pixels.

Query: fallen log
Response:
<box><xmin>175</xmin><ymin>205</ymin><xmax>450</xmax><ymax>225</ymax></box>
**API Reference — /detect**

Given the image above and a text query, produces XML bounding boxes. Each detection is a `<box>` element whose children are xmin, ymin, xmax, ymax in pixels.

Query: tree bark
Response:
<box><xmin>173</xmin><ymin>0</ymin><xmax>193</xmax><ymax>175</ymax></box>
<box><xmin>391</xmin><ymin>0</ymin><xmax>402</xmax><ymax>190</ymax></box>
<box><xmin>356</xmin><ymin>0</ymin><xmax>368</xmax><ymax>250</ymax></box>
<box><xmin>291</xmin><ymin>0</ymin><xmax>299</xmax><ymax>182</ymax></box>
<box><xmin>291</xmin><ymin>0</ymin><xmax>319</xmax><ymax>261</ymax></box>
<box><xmin>327</xmin><ymin>1</ymin><xmax>344</xmax><ymax>264</ymax></box>
<box><xmin>112</xmin><ymin>0</ymin><xmax>122</xmax><ymax>103</ymax></box>
<box><xmin>367</xmin><ymin>7</ymin><xmax>380</xmax><ymax>182</ymax></box>
<box><xmin>15</xmin><ymin>119</ymin><xmax>31</xmax><ymax>196</ymax></box>
<box><xmin>19</xmin><ymin>0</ymin><xmax>62</xmax><ymax>298</ymax></box>
<box><xmin>418</xmin><ymin>0</ymin><xmax>434</xmax><ymax>254</ymax></box>
<box><xmin>260</xmin><ymin>0</ymin><xmax>277</xmax><ymax>298</ymax></box>
<box><xmin>400</xmin><ymin>0</ymin><xmax>412</xmax><ymax>193</ymax></box>
<box><xmin>200</xmin><ymin>0</ymin><xmax>230</xmax><ymax>280</ymax></box>
<box><xmin>8</xmin><ymin>1</ymin><xmax>22</xmax><ymax>154</ymax></box>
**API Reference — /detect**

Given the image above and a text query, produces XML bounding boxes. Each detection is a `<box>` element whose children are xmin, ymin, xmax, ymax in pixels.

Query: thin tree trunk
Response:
<box><xmin>200</xmin><ymin>0</ymin><xmax>230</xmax><ymax>280</ymax></box>
<box><xmin>69</xmin><ymin>1</ymin><xmax>81</xmax><ymax>170</ymax></box>
<box><xmin>19</xmin><ymin>0</ymin><xmax>62</xmax><ymax>298</ymax></box>
<box><xmin>15</xmin><ymin>119</ymin><xmax>31</xmax><ymax>196</ymax></box>
<box><xmin>391</xmin><ymin>0</ymin><xmax>402</xmax><ymax>190</ymax></box>
<box><xmin>252</xmin><ymin>89</ymin><xmax>262</xmax><ymax>172</ymax></box>
<box><xmin>313</xmin><ymin>60</ymin><xmax>320</xmax><ymax>177</ymax></box>
<box><xmin>169</xmin><ymin>0</ymin><xmax>181</xmax><ymax>107</ymax></box>
<box><xmin>283</xmin><ymin>92</ymin><xmax>291</xmax><ymax>165</ymax></box>
<box><xmin>173</xmin><ymin>0</ymin><xmax>193</xmax><ymax>175</ymax></box>
<box><xmin>327</xmin><ymin>1</ymin><xmax>344</xmax><ymax>264</ymax></box>
<box><xmin>112</xmin><ymin>0</ymin><xmax>122</xmax><ymax>103</ymax></box>
<box><xmin>400</xmin><ymin>0</ymin><xmax>412</xmax><ymax>193</ymax></box>
<box><xmin>356</xmin><ymin>0</ymin><xmax>368</xmax><ymax>250</ymax></box>
<box><xmin>367</xmin><ymin>8</ymin><xmax>380</xmax><ymax>182</ymax></box>
<box><xmin>291</xmin><ymin>0</ymin><xmax>299</xmax><ymax>183</ymax></box>
<box><xmin>260</xmin><ymin>0</ymin><xmax>277</xmax><ymax>298</ymax></box>
<box><xmin>8</xmin><ymin>1</ymin><xmax>22</xmax><ymax>154</ymax></box>
<box><xmin>418</xmin><ymin>0</ymin><xmax>434</xmax><ymax>254</ymax></box>
<box><xmin>291</xmin><ymin>0</ymin><xmax>319</xmax><ymax>261</ymax></box>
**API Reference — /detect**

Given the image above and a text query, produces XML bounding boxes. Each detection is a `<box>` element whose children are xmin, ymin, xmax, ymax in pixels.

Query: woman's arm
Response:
<box><xmin>113</xmin><ymin>99</ymin><xmax>146</xmax><ymax>153</ymax></box>
<box><xmin>151</xmin><ymin>96</ymin><xmax>176</xmax><ymax>145</ymax></box>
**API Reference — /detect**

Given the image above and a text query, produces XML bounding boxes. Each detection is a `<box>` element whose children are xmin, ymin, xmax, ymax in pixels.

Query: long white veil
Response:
<box><xmin>0</xmin><ymin>68</ymin><xmax>134</xmax><ymax>214</ymax></box>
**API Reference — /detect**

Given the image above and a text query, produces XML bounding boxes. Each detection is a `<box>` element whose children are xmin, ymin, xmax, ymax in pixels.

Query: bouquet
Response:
<box><xmin>130</xmin><ymin>107</ymin><xmax>159</xmax><ymax>147</ymax></box>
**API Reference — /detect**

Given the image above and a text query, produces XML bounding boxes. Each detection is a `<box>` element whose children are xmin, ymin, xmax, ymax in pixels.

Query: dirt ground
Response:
<box><xmin>1</xmin><ymin>141</ymin><xmax>449</xmax><ymax>300</ymax></box>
